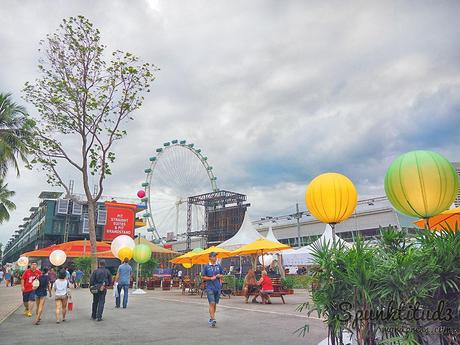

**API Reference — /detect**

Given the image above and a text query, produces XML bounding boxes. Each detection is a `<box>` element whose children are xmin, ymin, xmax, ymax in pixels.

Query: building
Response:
<box><xmin>170</xmin><ymin>197</ymin><xmax>418</xmax><ymax>252</ymax></box>
<box><xmin>2</xmin><ymin>192</ymin><xmax>145</xmax><ymax>264</ymax></box>
<box><xmin>453</xmin><ymin>162</ymin><xmax>460</xmax><ymax>207</ymax></box>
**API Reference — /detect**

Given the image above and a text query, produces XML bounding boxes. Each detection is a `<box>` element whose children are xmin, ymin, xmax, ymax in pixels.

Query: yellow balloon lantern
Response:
<box><xmin>306</xmin><ymin>173</ymin><xmax>358</xmax><ymax>225</ymax></box>
<box><xmin>182</xmin><ymin>262</ymin><xmax>193</xmax><ymax>268</ymax></box>
<box><xmin>118</xmin><ymin>246</ymin><xmax>133</xmax><ymax>261</ymax></box>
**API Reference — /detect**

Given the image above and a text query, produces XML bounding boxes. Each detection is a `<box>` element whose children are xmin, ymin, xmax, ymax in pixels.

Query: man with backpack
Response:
<box><xmin>89</xmin><ymin>259</ymin><xmax>112</xmax><ymax>321</ymax></box>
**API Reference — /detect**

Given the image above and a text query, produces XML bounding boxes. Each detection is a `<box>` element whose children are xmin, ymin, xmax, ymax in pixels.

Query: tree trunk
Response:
<box><xmin>87</xmin><ymin>199</ymin><xmax>98</xmax><ymax>271</ymax></box>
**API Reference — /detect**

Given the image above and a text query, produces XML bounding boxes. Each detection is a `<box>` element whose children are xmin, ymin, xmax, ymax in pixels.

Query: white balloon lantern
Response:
<box><xmin>258</xmin><ymin>254</ymin><xmax>274</xmax><ymax>267</ymax></box>
<box><xmin>110</xmin><ymin>235</ymin><xmax>135</xmax><ymax>258</ymax></box>
<box><xmin>17</xmin><ymin>256</ymin><xmax>29</xmax><ymax>267</ymax></box>
<box><xmin>49</xmin><ymin>249</ymin><xmax>67</xmax><ymax>266</ymax></box>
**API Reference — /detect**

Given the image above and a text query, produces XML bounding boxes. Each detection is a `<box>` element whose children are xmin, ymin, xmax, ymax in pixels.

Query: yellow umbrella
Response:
<box><xmin>188</xmin><ymin>246</ymin><xmax>234</xmax><ymax>264</ymax></box>
<box><xmin>170</xmin><ymin>251</ymin><xmax>196</xmax><ymax>264</ymax></box>
<box><xmin>170</xmin><ymin>246</ymin><xmax>233</xmax><ymax>265</ymax></box>
<box><xmin>414</xmin><ymin>207</ymin><xmax>460</xmax><ymax>231</ymax></box>
<box><xmin>232</xmin><ymin>238</ymin><xmax>290</xmax><ymax>257</ymax></box>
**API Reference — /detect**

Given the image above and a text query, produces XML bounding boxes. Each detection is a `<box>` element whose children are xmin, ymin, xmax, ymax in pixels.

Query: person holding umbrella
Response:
<box><xmin>201</xmin><ymin>252</ymin><xmax>224</xmax><ymax>327</ymax></box>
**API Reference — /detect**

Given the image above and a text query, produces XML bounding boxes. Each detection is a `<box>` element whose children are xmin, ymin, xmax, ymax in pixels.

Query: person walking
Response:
<box><xmin>21</xmin><ymin>261</ymin><xmax>41</xmax><ymax>317</ymax></box>
<box><xmin>0</xmin><ymin>269</ymin><xmax>4</xmax><ymax>286</ymax></box>
<box><xmin>34</xmin><ymin>268</ymin><xmax>51</xmax><ymax>325</ymax></box>
<box><xmin>48</xmin><ymin>268</ymin><xmax>56</xmax><ymax>290</ymax></box>
<box><xmin>75</xmin><ymin>269</ymin><xmax>83</xmax><ymax>288</ymax></box>
<box><xmin>54</xmin><ymin>269</ymin><xmax>69</xmax><ymax>324</ymax></box>
<box><xmin>71</xmin><ymin>270</ymin><xmax>77</xmax><ymax>288</ymax></box>
<box><xmin>5</xmin><ymin>270</ymin><xmax>12</xmax><ymax>287</ymax></box>
<box><xmin>90</xmin><ymin>259</ymin><xmax>112</xmax><ymax>321</ymax></box>
<box><xmin>201</xmin><ymin>252</ymin><xmax>224</xmax><ymax>327</ymax></box>
<box><xmin>115</xmin><ymin>258</ymin><xmax>132</xmax><ymax>309</ymax></box>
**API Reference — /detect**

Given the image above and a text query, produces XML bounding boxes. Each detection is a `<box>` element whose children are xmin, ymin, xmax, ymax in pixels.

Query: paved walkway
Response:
<box><xmin>0</xmin><ymin>286</ymin><xmax>22</xmax><ymax>324</ymax></box>
<box><xmin>0</xmin><ymin>287</ymin><xmax>327</xmax><ymax>345</ymax></box>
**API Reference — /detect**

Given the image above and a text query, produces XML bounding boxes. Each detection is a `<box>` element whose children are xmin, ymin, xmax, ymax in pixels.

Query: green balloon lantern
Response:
<box><xmin>133</xmin><ymin>244</ymin><xmax>152</xmax><ymax>264</ymax></box>
<box><xmin>384</xmin><ymin>150</ymin><xmax>458</xmax><ymax>219</ymax></box>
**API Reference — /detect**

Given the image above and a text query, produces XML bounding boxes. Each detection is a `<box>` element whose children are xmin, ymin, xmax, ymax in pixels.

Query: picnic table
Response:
<box><xmin>181</xmin><ymin>278</ymin><xmax>199</xmax><ymax>295</ymax></box>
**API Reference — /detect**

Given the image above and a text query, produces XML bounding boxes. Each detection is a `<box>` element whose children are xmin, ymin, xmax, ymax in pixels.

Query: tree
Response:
<box><xmin>73</xmin><ymin>256</ymin><xmax>92</xmax><ymax>284</ymax></box>
<box><xmin>0</xmin><ymin>93</ymin><xmax>33</xmax><ymax>177</ymax></box>
<box><xmin>23</xmin><ymin>16</ymin><xmax>157</xmax><ymax>269</ymax></box>
<box><xmin>139</xmin><ymin>257</ymin><xmax>159</xmax><ymax>278</ymax></box>
<box><xmin>0</xmin><ymin>179</ymin><xmax>16</xmax><ymax>223</ymax></box>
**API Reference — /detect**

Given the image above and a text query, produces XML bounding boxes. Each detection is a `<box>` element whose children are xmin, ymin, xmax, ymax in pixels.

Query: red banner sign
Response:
<box><xmin>103</xmin><ymin>202</ymin><xmax>136</xmax><ymax>240</ymax></box>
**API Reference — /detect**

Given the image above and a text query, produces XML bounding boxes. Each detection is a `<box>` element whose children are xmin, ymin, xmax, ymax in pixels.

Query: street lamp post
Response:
<box><xmin>296</xmin><ymin>203</ymin><xmax>302</xmax><ymax>248</ymax></box>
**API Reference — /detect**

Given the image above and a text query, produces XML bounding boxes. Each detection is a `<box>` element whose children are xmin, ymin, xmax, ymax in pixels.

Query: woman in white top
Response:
<box><xmin>54</xmin><ymin>269</ymin><xmax>69</xmax><ymax>323</ymax></box>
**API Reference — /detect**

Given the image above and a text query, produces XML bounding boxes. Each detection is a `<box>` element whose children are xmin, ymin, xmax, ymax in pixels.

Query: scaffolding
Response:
<box><xmin>186</xmin><ymin>190</ymin><xmax>250</xmax><ymax>249</ymax></box>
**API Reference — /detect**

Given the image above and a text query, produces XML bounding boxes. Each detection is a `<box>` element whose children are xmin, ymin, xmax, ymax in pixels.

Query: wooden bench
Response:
<box><xmin>246</xmin><ymin>277</ymin><xmax>288</xmax><ymax>304</ymax></box>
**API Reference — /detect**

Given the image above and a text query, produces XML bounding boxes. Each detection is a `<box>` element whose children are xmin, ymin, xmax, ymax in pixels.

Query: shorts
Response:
<box><xmin>35</xmin><ymin>290</ymin><xmax>47</xmax><ymax>298</ymax></box>
<box><xmin>55</xmin><ymin>295</ymin><xmax>68</xmax><ymax>300</ymax></box>
<box><xmin>206</xmin><ymin>289</ymin><xmax>220</xmax><ymax>304</ymax></box>
<box><xmin>260</xmin><ymin>289</ymin><xmax>273</xmax><ymax>294</ymax></box>
<box><xmin>22</xmin><ymin>291</ymin><xmax>36</xmax><ymax>302</ymax></box>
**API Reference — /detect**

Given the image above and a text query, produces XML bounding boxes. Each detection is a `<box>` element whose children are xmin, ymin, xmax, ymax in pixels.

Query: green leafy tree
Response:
<box><xmin>73</xmin><ymin>256</ymin><xmax>92</xmax><ymax>284</ymax></box>
<box><xmin>0</xmin><ymin>179</ymin><xmax>15</xmax><ymax>223</ymax></box>
<box><xmin>23</xmin><ymin>16</ymin><xmax>157</xmax><ymax>268</ymax></box>
<box><xmin>139</xmin><ymin>257</ymin><xmax>159</xmax><ymax>278</ymax></box>
<box><xmin>0</xmin><ymin>93</ymin><xmax>33</xmax><ymax>177</ymax></box>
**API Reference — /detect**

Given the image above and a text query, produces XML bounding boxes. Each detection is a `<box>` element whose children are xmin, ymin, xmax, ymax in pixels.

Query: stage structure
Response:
<box><xmin>186</xmin><ymin>190</ymin><xmax>250</xmax><ymax>249</ymax></box>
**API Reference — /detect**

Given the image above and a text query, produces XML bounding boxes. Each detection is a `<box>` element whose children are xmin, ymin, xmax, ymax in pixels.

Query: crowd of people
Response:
<box><xmin>2</xmin><ymin>253</ymin><xmax>281</xmax><ymax>329</ymax></box>
<box><xmin>0</xmin><ymin>267</ymin><xmax>19</xmax><ymax>287</ymax></box>
<box><xmin>0</xmin><ymin>258</ymin><xmax>132</xmax><ymax>326</ymax></box>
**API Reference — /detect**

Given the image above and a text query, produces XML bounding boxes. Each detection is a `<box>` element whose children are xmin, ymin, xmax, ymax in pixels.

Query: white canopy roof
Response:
<box><xmin>217</xmin><ymin>213</ymin><xmax>264</xmax><ymax>251</ymax></box>
<box><xmin>265</xmin><ymin>225</ymin><xmax>282</xmax><ymax>244</ymax></box>
<box><xmin>282</xmin><ymin>224</ymin><xmax>350</xmax><ymax>266</ymax></box>
<box><xmin>307</xmin><ymin>224</ymin><xmax>351</xmax><ymax>250</ymax></box>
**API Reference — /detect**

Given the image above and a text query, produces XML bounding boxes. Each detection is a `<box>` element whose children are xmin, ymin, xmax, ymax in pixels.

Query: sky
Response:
<box><xmin>1</xmin><ymin>0</ymin><xmax>460</xmax><ymax>244</ymax></box>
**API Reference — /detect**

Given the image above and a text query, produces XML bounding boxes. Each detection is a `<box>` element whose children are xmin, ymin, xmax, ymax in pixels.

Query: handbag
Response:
<box><xmin>67</xmin><ymin>296</ymin><xmax>73</xmax><ymax>311</ymax></box>
<box><xmin>32</xmin><ymin>278</ymin><xmax>40</xmax><ymax>290</ymax></box>
<box><xmin>90</xmin><ymin>284</ymin><xmax>100</xmax><ymax>294</ymax></box>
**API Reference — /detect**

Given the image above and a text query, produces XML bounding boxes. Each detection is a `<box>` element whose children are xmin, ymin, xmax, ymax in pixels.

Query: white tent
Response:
<box><xmin>265</xmin><ymin>224</ymin><xmax>282</xmax><ymax>244</ymax></box>
<box><xmin>217</xmin><ymin>213</ymin><xmax>264</xmax><ymax>251</ymax></box>
<box><xmin>308</xmin><ymin>224</ymin><xmax>351</xmax><ymax>249</ymax></box>
<box><xmin>282</xmin><ymin>224</ymin><xmax>350</xmax><ymax>266</ymax></box>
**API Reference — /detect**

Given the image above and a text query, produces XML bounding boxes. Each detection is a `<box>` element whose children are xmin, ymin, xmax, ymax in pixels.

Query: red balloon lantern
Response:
<box><xmin>137</xmin><ymin>190</ymin><xmax>146</xmax><ymax>198</ymax></box>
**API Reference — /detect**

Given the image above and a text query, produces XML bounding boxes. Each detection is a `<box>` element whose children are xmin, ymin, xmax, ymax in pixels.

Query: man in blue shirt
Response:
<box><xmin>115</xmin><ymin>258</ymin><xmax>132</xmax><ymax>308</ymax></box>
<box><xmin>202</xmin><ymin>252</ymin><xmax>224</xmax><ymax>327</ymax></box>
<box><xmin>75</xmin><ymin>269</ymin><xmax>83</xmax><ymax>288</ymax></box>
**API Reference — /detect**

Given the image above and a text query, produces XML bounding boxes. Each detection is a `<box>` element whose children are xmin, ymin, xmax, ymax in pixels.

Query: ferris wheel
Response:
<box><xmin>139</xmin><ymin>140</ymin><xmax>218</xmax><ymax>242</ymax></box>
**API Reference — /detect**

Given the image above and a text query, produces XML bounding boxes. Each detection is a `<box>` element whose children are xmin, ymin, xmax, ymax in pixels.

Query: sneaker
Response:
<box><xmin>211</xmin><ymin>319</ymin><xmax>216</xmax><ymax>327</ymax></box>
<box><xmin>27</xmin><ymin>311</ymin><xmax>33</xmax><ymax>317</ymax></box>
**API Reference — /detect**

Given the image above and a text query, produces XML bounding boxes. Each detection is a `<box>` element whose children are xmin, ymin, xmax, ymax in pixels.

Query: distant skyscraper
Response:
<box><xmin>453</xmin><ymin>162</ymin><xmax>460</xmax><ymax>208</ymax></box>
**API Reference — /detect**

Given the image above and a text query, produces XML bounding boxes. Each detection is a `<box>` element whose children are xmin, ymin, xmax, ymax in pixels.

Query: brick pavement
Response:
<box><xmin>0</xmin><ymin>286</ymin><xmax>22</xmax><ymax>324</ymax></box>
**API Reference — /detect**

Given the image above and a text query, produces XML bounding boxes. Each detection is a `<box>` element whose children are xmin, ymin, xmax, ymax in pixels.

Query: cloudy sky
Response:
<box><xmin>1</xmin><ymin>0</ymin><xmax>460</xmax><ymax>244</ymax></box>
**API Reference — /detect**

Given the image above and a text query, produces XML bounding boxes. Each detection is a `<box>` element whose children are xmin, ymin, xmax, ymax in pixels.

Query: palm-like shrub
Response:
<box><xmin>299</xmin><ymin>226</ymin><xmax>460</xmax><ymax>345</ymax></box>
